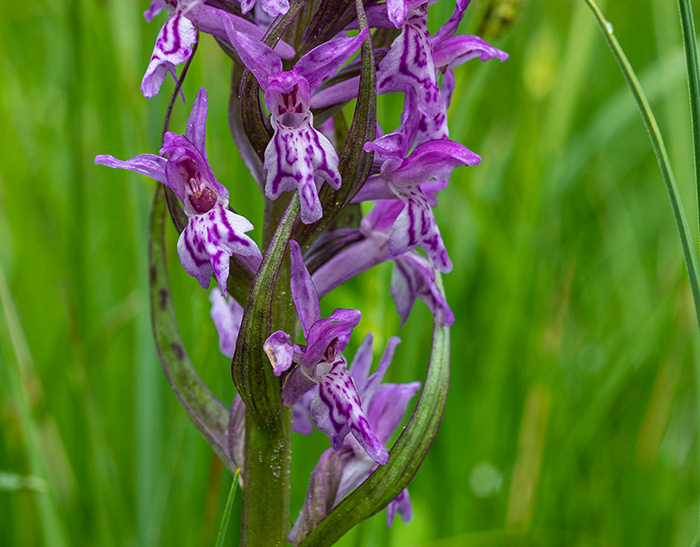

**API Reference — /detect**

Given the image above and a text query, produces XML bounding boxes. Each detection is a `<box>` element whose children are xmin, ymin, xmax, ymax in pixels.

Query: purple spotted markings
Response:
<box><xmin>263</xmin><ymin>240</ymin><xmax>388</xmax><ymax>464</ymax></box>
<box><xmin>225</xmin><ymin>23</ymin><xmax>368</xmax><ymax>224</ymax></box>
<box><xmin>377</xmin><ymin>6</ymin><xmax>441</xmax><ymax>116</ymax></box>
<box><xmin>290</xmin><ymin>334</ymin><xmax>421</xmax><ymax>542</ymax></box>
<box><xmin>350</xmin><ymin>91</ymin><xmax>480</xmax><ymax>273</ymax></box>
<box><xmin>95</xmin><ymin>88</ymin><xmax>262</xmax><ymax>296</ymax></box>
<box><xmin>141</xmin><ymin>0</ymin><xmax>296</xmax><ymax>98</ymax></box>
<box><xmin>310</xmin><ymin>199</ymin><xmax>455</xmax><ymax>326</ymax></box>
<box><xmin>239</xmin><ymin>0</ymin><xmax>290</xmax><ymax>18</ymax></box>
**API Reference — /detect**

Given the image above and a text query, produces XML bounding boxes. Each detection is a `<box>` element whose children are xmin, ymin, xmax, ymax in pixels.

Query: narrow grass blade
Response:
<box><xmin>0</xmin><ymin>266</ymin><xmax>67</xmax><ymax>546</ymax></box>
<box><xmin>584</xmin><ymin>0</ymin><xmax>700</xmax><ymax>332</ymax></box>
<box><xmin>677</xmin><ymin>0</ymin><xmax>700</xmax><ymax>237</ymax></box>
<box><xmin>215</xmin><ymin>468</ymin><xmax>241</xmax><ymax>547</ymax></box>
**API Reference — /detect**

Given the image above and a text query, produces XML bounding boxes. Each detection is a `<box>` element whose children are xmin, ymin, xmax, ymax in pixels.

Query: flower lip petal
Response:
<box><xmin>141</xmin><ymin>10</ymin><xmax>197</xmax><ymax>98</ymax></box>
<box><xmin>391</xmin><ymin>252</ymin><xmax>454</xmax><ymax>327</ymax></box>
<box><xmin>311</xmin><ymin>362</ymin><xmax>389</xmax><ymax>464</ymax></box>
<box><xmin>177</xmin><ymin>204</ymin><xmax>261</xmax><ymax>296</ymax></box>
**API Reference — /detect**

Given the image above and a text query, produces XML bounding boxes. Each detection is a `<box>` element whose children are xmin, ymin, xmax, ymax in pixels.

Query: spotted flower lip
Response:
<box><xmin>263</xmin><ymin>240</ymin><xmax>388</xmax><ymax>464</ymax></box>
<box><xmin>225</xmin><ymin>22</ymin><xmax>368</xmax><ymax>223</ymax></box>
<box><xmin>141</xmin><ymin>0</ymin><xmax>295</xmax><ymax>98</ymax></box>
<box><xmin>95</xmin><ymin>88</ymin><xmax>262</xmax><ymax>296</ymax></box>
<box><xmin>290</xmin><ymin>334</ymin><xmax>421</xmax><ymax>541</ymax></box>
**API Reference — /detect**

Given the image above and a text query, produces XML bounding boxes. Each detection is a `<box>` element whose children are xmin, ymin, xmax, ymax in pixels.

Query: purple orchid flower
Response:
<box><xmin>290</xmin><ymin>334</ymin><xmax>421</xmax><ymax>541</ymax></box>
<box><xmin>312</xmin><ymin>200</ymin><xmax>454</xmax><ymax>326</ymax></box>
<box><xmin>310</xmin><ymin>1</ymin><xmax>507</xmax><ymax>114</ymax></box>
<box><xmin>224</xmin><ymin>22</ymin><xmax>369</xmax><ymax>224</ymax></box>
<box><xmin>263</xmin><ymin>240</ymin><xmax>388</xmax><ymax>464</ymax></box>
<box><xmin>142</xmin><ymin>0</ymin><xmax>295</xmax><ymax>98</ymax></box>
<box><xmin>209</xmin><ymin>287</ymin><xmax>244</xmax><ymax>358</ymax></box>
<box><xmin>96</xmin><ymin>88</ymin><xmax>262</xmax><ymax>296</ymax></box>
<box><xmin>350</xmin><ymin>90</ymin><xmax>480</xmax><ymax>273</ymax></box>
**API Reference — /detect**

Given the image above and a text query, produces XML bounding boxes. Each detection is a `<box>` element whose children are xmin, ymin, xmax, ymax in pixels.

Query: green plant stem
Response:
<box><xmin>235</xmin><ymin>195</ymin><xmax>299</xmax><ymax>546</ymax></box>
<box><xmin>677</xmin><ymin>0</ymin><xmax>700</xmax><ymax>241</ymax></box>
<box><xmin>584</xmin><ymin>0</ymin><xmax>700</xmax><ymax>333</ymax></box>
<box><xmin>240</xmin><ymin>409</ymin><xmax>293</xmax><ymax>547</ymax></box>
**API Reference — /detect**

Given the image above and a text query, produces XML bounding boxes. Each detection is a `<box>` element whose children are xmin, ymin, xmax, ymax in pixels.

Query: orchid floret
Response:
<box><xmin>225</xmin><ymin>23</ymin><xmax>368</xmax><ymax>223</ymax></box>
<box><xmin>263</xmin><ymin>240</ymin><xmax>388</xmax><ymax>464</ymax></box>
<box><xmin>96</xmin><ymin>88</ymin><xmax>262</xmax><ymax>295</ymax></box>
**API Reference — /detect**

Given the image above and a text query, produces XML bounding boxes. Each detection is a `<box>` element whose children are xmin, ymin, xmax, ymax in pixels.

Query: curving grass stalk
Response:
<box><xmin>677</xmin><ymin>0</ymin><xmax>700</xmax><ymax>240</ymax></box>
<box><xmin>584</xmin><ymin>0</ymin><xmax>700</xmax><ymax>333</ymax></box>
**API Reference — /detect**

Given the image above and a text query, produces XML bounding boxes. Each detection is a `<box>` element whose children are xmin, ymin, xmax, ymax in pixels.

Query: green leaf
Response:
<box><xmin>297</xmin><ymin>275</ymin><xmax>451</xmax><ymax>546</ymax></box>
<box><xmin>148</xmin><ymin>186</ymin><xmax>234</xmax><ymax>471</ymax></box>
<box><xmin>214</xmin><ymin>468</ymin><xmax>241</xmax><ymax>547</ymax></box>
<box><xmin>296</xmin><ymin>0</ymin><xmax>355</xmax><ymax>56</ymax></box>
<box><xmin>231</xmin><ymin>194</ymin><xmax>300</xmax><ymax>433</ymax></box>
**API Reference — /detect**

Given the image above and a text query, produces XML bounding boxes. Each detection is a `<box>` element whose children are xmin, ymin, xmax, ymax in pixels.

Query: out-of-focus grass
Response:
<box><xmin>0</xmin><ymin>0</ymin><xmax>698</xmax><ymax>545</ymax></box>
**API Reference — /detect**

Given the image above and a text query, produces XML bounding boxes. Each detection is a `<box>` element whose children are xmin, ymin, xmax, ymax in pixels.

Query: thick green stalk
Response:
<box><xmin>234</xmin><ymin>195</ymin><xmax>300</xmax><ymax>546</ymax></box>
<box><xmin>677</xmin><ymin>0</ymin><xmax>700</xmax><ymax>241</ymax></box>
<box><xmin>240</xmin><ymin>408</ymin><xmax>293</xmax><ymax>547</ymax></box>
<box><xmin>584</xmin><ymin>0</ymin><xmax>700</xmax><ymax>333</ymax></box>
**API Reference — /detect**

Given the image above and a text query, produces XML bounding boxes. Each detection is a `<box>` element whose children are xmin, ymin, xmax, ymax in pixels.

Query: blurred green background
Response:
<box><xmin>2</xmin><ymin>0</ymin><xmax>699</xmax><ymax>545</ymax></box>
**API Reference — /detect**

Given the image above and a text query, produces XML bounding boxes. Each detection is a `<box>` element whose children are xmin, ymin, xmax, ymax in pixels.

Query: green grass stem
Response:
<box><xmin>677</xmin><ymin>0</ymin><xmax>700</xmax><ymax>240</ymax></box>
<box><xmin>584</xmin><ymin>0</ymin><xmax>700</xmax><ymax>333</ymax></box>
<box><xmin>215</xmin><ymin>468</ymin><xmax>241</xmax><ymax>547</ymax></box>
